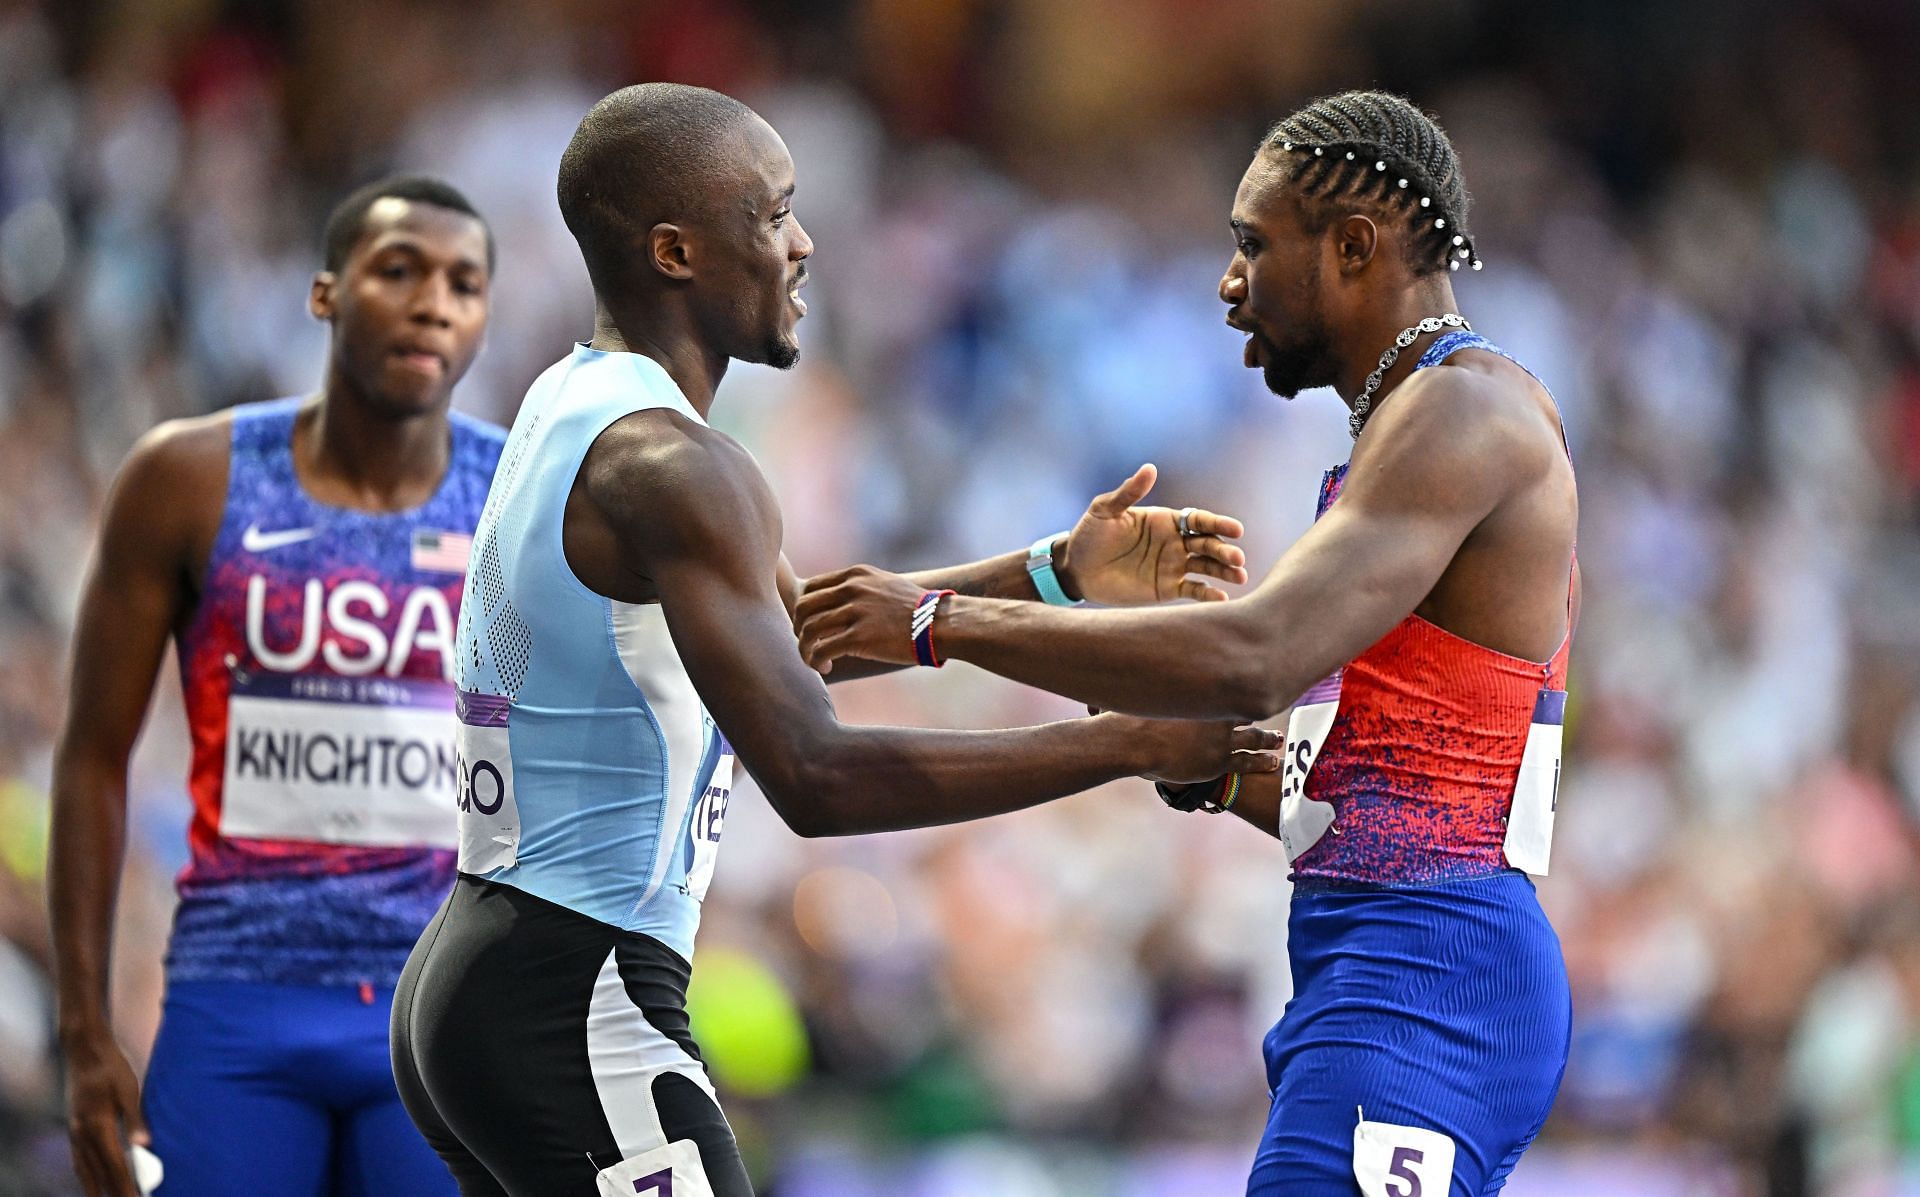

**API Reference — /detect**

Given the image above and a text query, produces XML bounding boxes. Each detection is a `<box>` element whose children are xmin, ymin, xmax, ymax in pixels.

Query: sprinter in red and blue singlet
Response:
<box><xmin>50</xmin><ymin>177</ymin><xmax>501</xmax><ymax>1197</ymax></box>
<box><xmin>793</xmin><ymin>91</ymin><xmax>1578</xmax><ymax>1195</ymax></box>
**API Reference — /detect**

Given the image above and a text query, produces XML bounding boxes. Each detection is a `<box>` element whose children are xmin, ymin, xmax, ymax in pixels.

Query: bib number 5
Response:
<box><xmin>1387</xmin><ymin>1148</ymin><xmax>1425</xmax><ymax>1196</ymax></box>
<box><xmin>1353</xmin><ymin>1117</ymin><xmax>1454</xmax><ymax>1197</ymax></box>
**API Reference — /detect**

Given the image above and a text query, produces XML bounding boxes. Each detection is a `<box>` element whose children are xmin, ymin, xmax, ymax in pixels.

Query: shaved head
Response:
<box><xmin>558</xmin><ymin>83</ymin><xmax>814</xmax><ymax>370</ymax></box>
<box><xmin>557</xmin><ymin>83</ymin><xmax>758</xmax><ymax>288</ymax></box>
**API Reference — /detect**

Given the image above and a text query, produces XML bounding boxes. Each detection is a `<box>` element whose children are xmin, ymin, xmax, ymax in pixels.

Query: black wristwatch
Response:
<box><xmin>1155</xmin><ymin>775</ymin><xmax>1238</xmax><ymax>814</ymax></box>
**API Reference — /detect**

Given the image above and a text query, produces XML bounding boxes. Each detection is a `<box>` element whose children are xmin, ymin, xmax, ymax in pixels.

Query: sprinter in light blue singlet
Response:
<box><xmin>451</xmin><ymin>345</ymin><xmax>734</xmax><ymax>956</ymax></box>
<box><xmin>389</xmin><ymin>83</ymin><xmax>1279</xmax><ymax>1197</ymax></box>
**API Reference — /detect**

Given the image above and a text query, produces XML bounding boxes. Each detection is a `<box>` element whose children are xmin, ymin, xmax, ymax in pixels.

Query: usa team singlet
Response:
<box><xmin>166</xmin><ymin>397</ymin><xmax>504</xmax><ymax>986</ymax></box>
<box><xmin>143</xmin><ymin>396</ymin><xmax>504</xmax><ymax>1197</ymax></box>
<box><xmin>1250</xmin><ymin>331</ymin><xmax>1574</xmax><ymax>1197</ymax></box>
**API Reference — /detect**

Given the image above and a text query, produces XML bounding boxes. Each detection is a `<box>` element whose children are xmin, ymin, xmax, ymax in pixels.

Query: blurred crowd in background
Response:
<box><xmin>4</xmin><ymin>0</ymin><xmax>1920</xmax><ymax>1193</ymax></box>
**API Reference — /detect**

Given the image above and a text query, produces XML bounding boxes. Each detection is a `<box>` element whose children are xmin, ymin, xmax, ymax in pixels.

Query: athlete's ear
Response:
<box><xmin>1335</xmin><ymin>214</ymin><xmax>1378</xmax><ymax>275</ymax></box>
<box><xmin>648</xmin><ymin>223</ymin><xmax>694</xmax><ymax>281</ymax></box>
<box><xmin>309</xmin><ymin>271</ymin><xmax>338</xmax><ymax>321</ymax></box>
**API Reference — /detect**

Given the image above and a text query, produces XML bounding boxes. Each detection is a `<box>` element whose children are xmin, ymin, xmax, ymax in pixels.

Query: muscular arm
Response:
<box><xmin>584</xmin><ymin>413</ymin><xmax>1271</xmax><ymax>837</ymax></box>
<box><xmin>801</xmin><ymin>370</ymin><xmax>1556</xmax><ymax>721</ymax></box>
<box><xmin>49</xmin><ymin>420</ymin><xmax>221</xmax><ymax>1195</ymax></box>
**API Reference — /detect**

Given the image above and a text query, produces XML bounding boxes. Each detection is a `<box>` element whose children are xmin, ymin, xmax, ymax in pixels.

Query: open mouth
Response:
<box><xmin>788</xmin><ymin>269</ymin><xmax>809</xmax><ymax>316</ymax></box>
<box><xmin>1227</xmin><ymin>314</ymin><xmax>1260</xmax><ymax>369</ymax></box>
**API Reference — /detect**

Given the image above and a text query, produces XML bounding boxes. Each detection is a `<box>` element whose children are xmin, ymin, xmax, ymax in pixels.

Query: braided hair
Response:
<box><xmin>1263</xmin><ymin>91</ymin><xmax>1477</xmax><ymax>276</ymax></box>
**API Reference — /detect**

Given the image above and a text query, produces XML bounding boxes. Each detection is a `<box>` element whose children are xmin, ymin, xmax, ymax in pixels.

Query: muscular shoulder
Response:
<box><xmin>579</xmin><ymin>407</ymin><xmax>780</xmax><ymax>557</ymax></box>
<box><xmin>123</xmin><ymin>411</ymin><xmax>230</xmax><ymax>483</ymax></box>
<box><xmin>1353</xmin><ymin>358</ymin><xmax>1561</xmax><ymax>503</ymax></box>
<box><xmin>97</xmin><ymin>410</ymin><xmax>232</xmax><ymax>572</ymax></box>
<box><xmin>113</xmin><ymin>412</ymin><xmax>231</xmax><ymax>522</ymax></box>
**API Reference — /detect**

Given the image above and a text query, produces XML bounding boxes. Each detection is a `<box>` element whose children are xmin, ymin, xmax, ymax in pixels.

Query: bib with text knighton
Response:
<box><xmin>220</xmin><ymin>671</ymin><xmax>458</xmax><ymax>848</ymax></box>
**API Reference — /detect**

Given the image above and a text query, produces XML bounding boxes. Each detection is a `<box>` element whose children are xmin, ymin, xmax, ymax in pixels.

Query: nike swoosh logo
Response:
<box><xmin>241</xmin><ymin>524</ymin><xmax>318</xmax><ymax>553</ymax></box>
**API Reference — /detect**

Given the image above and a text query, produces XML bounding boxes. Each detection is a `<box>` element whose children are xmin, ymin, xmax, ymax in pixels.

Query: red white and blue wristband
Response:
<box><xmin>912</xmin><ymin>589</ymin><xmax>955</xmax><ymax>667</ymax></box>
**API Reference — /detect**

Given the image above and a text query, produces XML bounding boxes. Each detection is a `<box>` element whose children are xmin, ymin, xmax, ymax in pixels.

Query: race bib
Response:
<box><xmin>455</xmin><ymin>691</ymin><xmax>520</xmax><ymax>873</ymax></box>
<box><xmin>1278</xmin><ymin>673</ymin><xmax>1341</xmax><ymax>861</ymax></box>
<box><xmin>594</xmin><ymin>1138</ymin><xmax>714</xmax><ymax>1197</ymax></box>
<box><xmin>220</xmin><ymin>672</ymin><xmax>458</xmax><ymax>848</ymax></box>
<box><xmin>683</xmin><ymin>739</ymin><xmax>733</xmax><ymax>903</ymax></box>
<box><xmin>1502</xmin><ymin>688</ymin><xmax>1565</xmax><ymax>876</ymax></box>
<box><xmin>1353</xmin><ymin>1114</ymin><xmax>1455</xmax><ymax>1197</ymax></box>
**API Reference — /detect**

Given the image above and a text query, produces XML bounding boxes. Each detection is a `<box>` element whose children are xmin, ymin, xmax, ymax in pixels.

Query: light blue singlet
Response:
<box><xmin>451</xmin><ymin>344</ymin><xmax>734</xmax><ymax>962</ymax></box>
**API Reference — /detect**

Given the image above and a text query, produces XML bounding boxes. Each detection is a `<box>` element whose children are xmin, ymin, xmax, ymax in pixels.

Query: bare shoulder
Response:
<box><xmin>121</xmin><ymin>410</ymin><xmax>232</xmax><ymax>490</ymax></box>
<box><xmin>108</xmin><ymin>411</ymin><xmax>232</xmax><ymax>539</ymax></box>
<box><xmin>1358</xmin><ymin>354</ymin><xmax>1563</xmax><ymax>489</ymax></box>
<box><xmin>579</xmin><ymin>407</ymin><xmax>780</xmax><ymax>553</ymax></box>
<box><xmin>81</xmin><ymin>409</ymin><xmax>234</xmax><ymax>585</ymax></box>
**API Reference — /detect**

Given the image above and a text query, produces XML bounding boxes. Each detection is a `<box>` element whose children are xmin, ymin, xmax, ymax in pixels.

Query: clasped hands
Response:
<box><xmin>794</xmin><ymin>463</ymin><xmax>1278</xmax><ymax>788</ymax></box>
<box><xmin>795</xmin><ymin>463</ymin><xmax>1247</xmax><ymax>670</ymax></box>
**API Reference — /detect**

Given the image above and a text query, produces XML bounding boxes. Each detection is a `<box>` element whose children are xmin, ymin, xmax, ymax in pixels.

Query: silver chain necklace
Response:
<box><xmin>1348</xmin><ymin>313</ymin><xmax>1471</xmax><ymax>440</ymax></box>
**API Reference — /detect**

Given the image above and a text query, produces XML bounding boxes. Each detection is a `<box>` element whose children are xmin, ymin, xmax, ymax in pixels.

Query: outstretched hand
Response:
<box><xmin>793</xmin><ymin>464</ymin><xmax>1248</xmax><ymax>675</ymax></box>
<box><xmin>1080</xmin><ymin>702</ymin><xmax>1281</xmax><ymax>785</ymax></box>
<box><xmin>1122</xmin><ymin>716</ymin><xmax>1283</xmax><ymax>785</ymax></box>
<box><xmin>1059</xmin><ymin>464</ymin><xmax>1247</xmax><ymax>606</ymax></box>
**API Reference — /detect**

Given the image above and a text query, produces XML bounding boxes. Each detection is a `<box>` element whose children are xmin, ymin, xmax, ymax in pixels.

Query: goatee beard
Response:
<box><xmin>1259</xmin><ymin>339</ymin><xmax>1330</xmax><ymax>399</ymax></box>
<box><xmin>764</xmin><ymin>337</ymin><xmax>800</xmax><ymax>371</ymax></box>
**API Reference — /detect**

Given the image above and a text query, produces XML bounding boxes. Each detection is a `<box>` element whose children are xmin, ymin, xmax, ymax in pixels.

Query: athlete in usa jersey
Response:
<box><xmin>167</xmin><ymin>395</ymin><xmax>500</xmax><ymax>983</ymax></box>
<box><xmin>50</xmin><ymin>177</ymin><xmax>500</xmax><ymax>1197</ymax></box>
<box><xmin>796</xmin><ymin>91</ymin><xmax>1579</xmax><ymax>1196</ymax></box>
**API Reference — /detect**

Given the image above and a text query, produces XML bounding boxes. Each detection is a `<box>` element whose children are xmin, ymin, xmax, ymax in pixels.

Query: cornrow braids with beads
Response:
<box><xmin>1264</xmin><ymin>91</ymin><xmax>1479</xmax><ymax>276</ymax></box>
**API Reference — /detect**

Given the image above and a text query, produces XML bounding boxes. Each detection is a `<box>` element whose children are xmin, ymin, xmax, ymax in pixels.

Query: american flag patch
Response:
<box><xmin>412</xmin><ymin>529</ymin><xmax>472</xmax><ymax>573</ymax></box>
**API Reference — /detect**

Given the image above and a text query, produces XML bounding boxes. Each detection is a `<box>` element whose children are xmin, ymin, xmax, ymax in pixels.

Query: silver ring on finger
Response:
<box><xmin>1177</xmin><ymin>506</ymin><xmax>1198</xmax><ymax>538</ymax></box>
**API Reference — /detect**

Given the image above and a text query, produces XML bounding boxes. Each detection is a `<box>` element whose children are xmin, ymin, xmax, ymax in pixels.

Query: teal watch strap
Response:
<box><xmin>1026</xmin><ymin>533</ymin><xmax>1084</xmax><ymax>607</ymax></box>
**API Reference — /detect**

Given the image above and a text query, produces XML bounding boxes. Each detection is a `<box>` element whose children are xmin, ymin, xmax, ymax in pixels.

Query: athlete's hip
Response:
<box><xmin>404</xmin><ymin>875</ymin><xmax>695</xmax><ymax>1031</ymax></box>
<box><xmin>147</xmin><ymin>979</ymin><xmax>402</xmax><ymax>1107</ymax></box>
<box><xmin>426</xmin><ymin>873</ymin><xmax>693</xmax><ymax>963</ymax></box>
<box><xmin>1283</xmin><ymin>871</ymin><xmax>1567</xmax><ymax>988</ymax></box>
<box><xmin>397</xmin><ymin>875</ymin><xmax>708</xmax><ymax>1111</ymax></box>
<box><xmin>1268</xmin><ymin>872</ymin><xmax>1571</xmax><ymax>1084</ymax></box>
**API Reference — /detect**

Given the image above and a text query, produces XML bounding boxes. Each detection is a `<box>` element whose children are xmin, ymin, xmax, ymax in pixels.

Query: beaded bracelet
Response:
<box><xmin>1215</xmin><ymin>773</ymin><xmax>1242</xmax><ymax>813</ymax></box>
